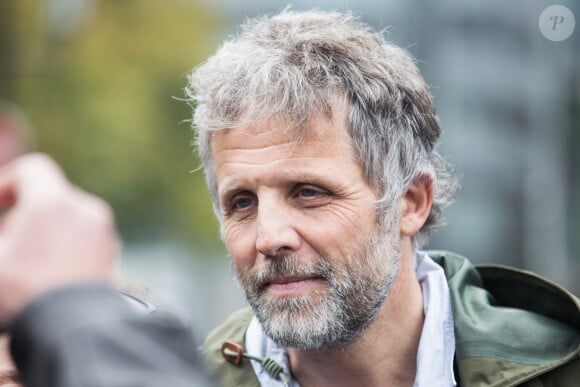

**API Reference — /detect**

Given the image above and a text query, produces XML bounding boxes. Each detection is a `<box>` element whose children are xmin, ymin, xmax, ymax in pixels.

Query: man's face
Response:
<box><xmin>212</xmin><ymin>111</ymin><xmax>401</xmax><ymax>350</ymax></box>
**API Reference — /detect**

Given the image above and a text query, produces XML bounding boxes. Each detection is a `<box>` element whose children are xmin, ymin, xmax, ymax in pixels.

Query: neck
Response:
<box><xmin>288</xmin><ymin>239</ymin><xmax>424</xmax><ymax>387</ymax></box>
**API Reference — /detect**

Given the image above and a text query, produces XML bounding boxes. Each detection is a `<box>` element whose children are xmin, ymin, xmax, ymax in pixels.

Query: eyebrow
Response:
<box><xmin>218</xmin><ymin>180</ymin><xmax>245</xmax><ymax>200</ymax></box>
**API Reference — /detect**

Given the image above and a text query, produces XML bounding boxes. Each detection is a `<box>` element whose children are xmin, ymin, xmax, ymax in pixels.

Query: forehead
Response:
<box><xmin>211</xmin><ymin>109</ymin><xmax>352</xmax><ymax>159</ymax></box>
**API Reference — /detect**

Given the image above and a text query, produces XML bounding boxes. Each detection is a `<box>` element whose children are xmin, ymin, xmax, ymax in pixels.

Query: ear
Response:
<box><xmin>399</xmin><ymin>174</ymin><xmax>434</xmax><ymax>237</ymax></box>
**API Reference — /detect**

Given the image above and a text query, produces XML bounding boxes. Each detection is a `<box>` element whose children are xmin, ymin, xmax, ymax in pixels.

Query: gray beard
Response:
<box><xmin>233</xmin><ymin>230</ymin><xmax>401</xmax><ymax>351</ymax></box>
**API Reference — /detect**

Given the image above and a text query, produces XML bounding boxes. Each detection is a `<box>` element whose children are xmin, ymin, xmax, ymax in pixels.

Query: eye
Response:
<box><xmin>293</xmin><ymin>185</ymin><xmax>329</xmax><ymax>200</ymax></box>
<box><xmin>291</xmin><ymin>184</ymin><xmax>331</xmax><ymax>208</ymax></box>
<box><xmin>298</xmin><ymin>187</ymin><xmax>319</xmax><ymax>198</ymax></box>
<box><xmin>232</xmin><ymin>196</ymin><xmax>254</xmax><ymax>211</ymax></box>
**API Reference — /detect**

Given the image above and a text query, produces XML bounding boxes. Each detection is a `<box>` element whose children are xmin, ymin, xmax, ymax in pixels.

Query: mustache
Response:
<box><xmin>239</xmin><ymin>256</ymin><xmax>333</xmax><ymax>291</ymax></box>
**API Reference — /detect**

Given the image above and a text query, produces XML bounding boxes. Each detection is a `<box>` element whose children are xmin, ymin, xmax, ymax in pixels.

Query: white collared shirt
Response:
<box><xmin>413</xmin><ymin>250</ymin><xmax>456</xmax><ymax>386</ymax></box>
<box><xmin>245</xmin><ymin>250</ymin><xmax>456</xmax><ymax>386</ymax></box>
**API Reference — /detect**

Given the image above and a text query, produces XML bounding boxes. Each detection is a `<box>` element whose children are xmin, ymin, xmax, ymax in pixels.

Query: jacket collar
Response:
<box><xmin>429</xmin><ymin>251</ymin><xmax>579</xmax><ymax>386</ymax></box>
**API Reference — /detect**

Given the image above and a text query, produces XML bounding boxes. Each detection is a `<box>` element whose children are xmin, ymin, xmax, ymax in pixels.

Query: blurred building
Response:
<box><xmin>418</xmin><ymin>1</ymin><xmax>579</xmax><ymax>294</ymax></box>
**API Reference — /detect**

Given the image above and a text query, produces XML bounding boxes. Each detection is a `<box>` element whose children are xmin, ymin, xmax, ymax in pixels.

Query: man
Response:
<box><xmin>187</xmin><ymin>10</ymin><xmax>579</xmax><ymax>386</ymax></box>
<box><xmin>0</xmin><ymin>9</ymin><xmax>577</xmax><ymax>387</ymax></box>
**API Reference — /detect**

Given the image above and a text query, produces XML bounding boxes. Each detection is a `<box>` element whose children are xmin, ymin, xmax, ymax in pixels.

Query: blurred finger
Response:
<box><xmin>0</xmin><ymin>153</ymin><xmax>69</xmax><ymax>208</ymax></box>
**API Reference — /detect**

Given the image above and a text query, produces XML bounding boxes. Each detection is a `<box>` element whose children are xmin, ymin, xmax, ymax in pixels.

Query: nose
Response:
<box><xmin>255</xmin><ymin>199</ymin><xmax>301</xmax><ymax>257</ymax></box>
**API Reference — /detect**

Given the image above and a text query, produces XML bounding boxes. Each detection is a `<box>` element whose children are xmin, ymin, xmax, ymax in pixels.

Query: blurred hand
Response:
<box><xmin>0</xmin><ymin>154</ymin><xmax>119</xmax><ymax>322</ymax></box>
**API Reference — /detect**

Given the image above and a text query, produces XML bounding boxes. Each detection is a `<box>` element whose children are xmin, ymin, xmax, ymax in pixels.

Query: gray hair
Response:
<box><xmin>186</xmin><ymin>9</ymin><xmax>459</xmax><ymax>246</ymax></box>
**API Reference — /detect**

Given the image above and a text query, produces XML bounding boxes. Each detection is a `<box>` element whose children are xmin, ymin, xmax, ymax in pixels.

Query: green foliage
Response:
<box><xmin>10</xmin><ymin>0</ymin><xmax>226</xmax><ymax>248</ymax></box>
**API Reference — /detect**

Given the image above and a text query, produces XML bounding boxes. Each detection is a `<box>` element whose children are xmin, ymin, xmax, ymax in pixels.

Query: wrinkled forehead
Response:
<box><xmin>210</xmin><ymin>106</ymin><xmax>351</xmax><ymax>155</ymax></box>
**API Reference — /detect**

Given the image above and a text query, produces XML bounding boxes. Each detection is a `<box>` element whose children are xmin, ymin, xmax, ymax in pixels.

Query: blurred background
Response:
<box><xmin>1</xmin><ymin>0</ymin><xmax>578</xmax><ymax>342</ymax></box>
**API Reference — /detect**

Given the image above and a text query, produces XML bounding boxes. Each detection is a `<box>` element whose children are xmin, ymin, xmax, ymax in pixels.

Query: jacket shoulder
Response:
<box><xmin>202</xmin><ymin>308</ymin><xmax>259</xmax><ymax>387</ymax></box>
<box><xmin>427</xmin><ymin>250</ymin><xmax>580</xmax><ymax>386</ymax></box>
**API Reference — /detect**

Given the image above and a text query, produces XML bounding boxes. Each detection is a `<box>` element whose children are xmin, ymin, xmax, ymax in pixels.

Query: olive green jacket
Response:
<box><xmin>203</xmin><ymin>252</ymin><xmax>580</xmax><ymax>386</ymax></box>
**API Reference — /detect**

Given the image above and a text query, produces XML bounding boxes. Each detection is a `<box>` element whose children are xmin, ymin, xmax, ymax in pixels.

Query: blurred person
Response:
<box><xmin>0</xmin><ymin>104</ymin><xmax>206</xmax><ymax>387</ymax></box>
<box><xmin>188</xmin><ymin>10</ymin><xmax>580</xmax><ymax>386</ymax></box>
<box><xmin>0</xmin><ymin>103</ymin><xmax>38</xmax><ymax>324</ymax></box>
<box><xmin>0</xmin><ymin>282</ymin><xmax>163</xmax><ymax>387</ymax></box>
<box><xmin>0</xmin><ymin>154</ymin><xmax>212</xmax><ymax>387</ymax></box>
<box><xmin>0</xmin><ymin>103</ymin><xmax>37</xmax><ymax>387</ymax></box>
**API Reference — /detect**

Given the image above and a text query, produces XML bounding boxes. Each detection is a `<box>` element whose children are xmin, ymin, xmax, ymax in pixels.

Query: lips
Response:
<box><xmin>264</xmin><ymin>276</ymin><xmax>323</xmax><ymax>295</ymax></box>
<box><xmin>268</xmin><ymin>276</ymin><xmax>316</xmax><ymax>285</ymax></box>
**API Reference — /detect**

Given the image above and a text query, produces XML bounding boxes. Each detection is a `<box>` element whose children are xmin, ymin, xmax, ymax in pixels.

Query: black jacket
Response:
<box><xmin>10</xmin><ymin>284</ymin><xmax>213</xmax><ymax>387</ymax></box>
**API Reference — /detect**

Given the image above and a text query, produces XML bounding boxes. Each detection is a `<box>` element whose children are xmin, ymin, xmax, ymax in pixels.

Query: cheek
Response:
<box><xmin>302</xmin><ymin>203</ymin><xmax>377</xmax><ymax>253</ymax></box>
<box><xmin>223</xmin><ymin>222</ymin><xmax>257</xmax><ymax>267</ymax></box>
